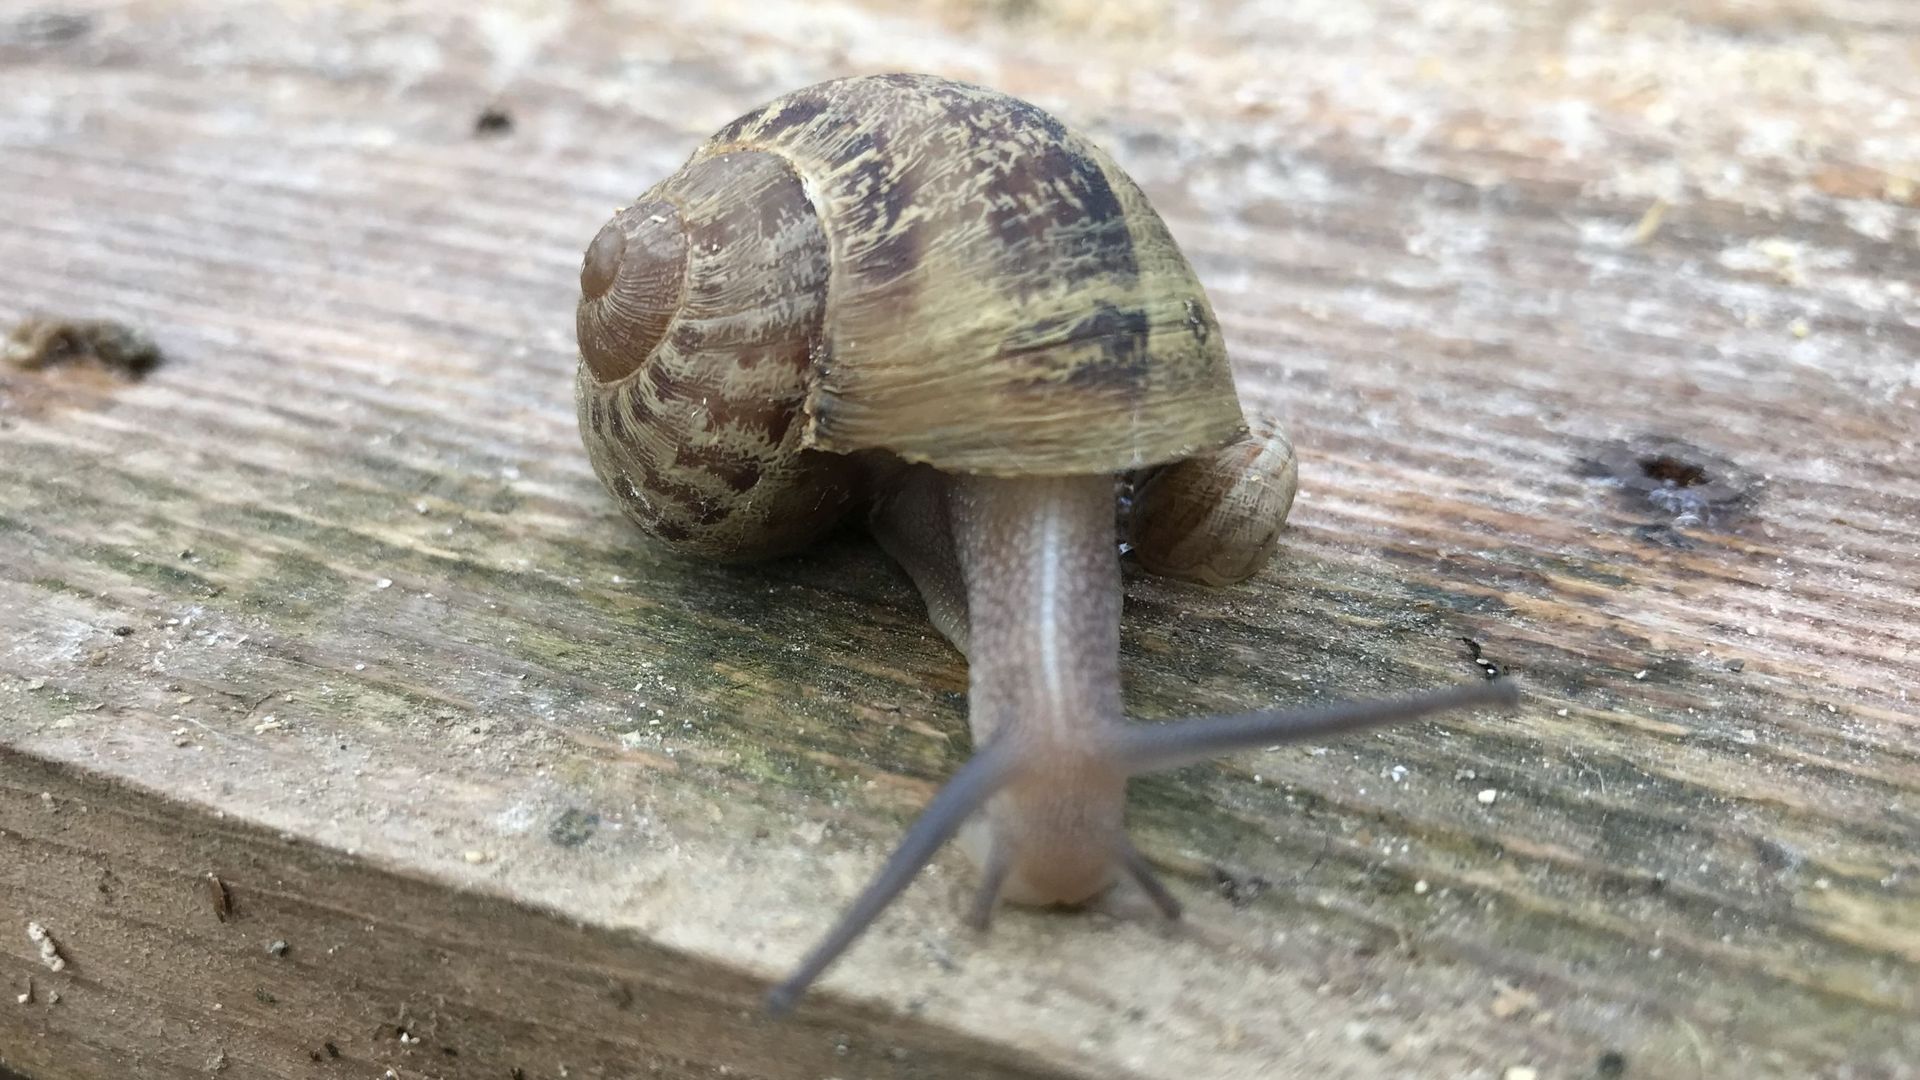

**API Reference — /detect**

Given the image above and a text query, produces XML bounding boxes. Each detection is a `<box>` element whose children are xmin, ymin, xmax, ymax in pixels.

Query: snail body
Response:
<box><xmin>574</xmin><ymin>74</ymin><xmax>1516</xmax><ymax>1013</ymax></box>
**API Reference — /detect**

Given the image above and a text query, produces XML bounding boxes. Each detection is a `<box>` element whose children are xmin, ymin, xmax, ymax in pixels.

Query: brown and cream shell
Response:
<box><xmin>575</xmin><ymin>73</ymin><xmax>1266</xmax><ymax>560</ymax></box>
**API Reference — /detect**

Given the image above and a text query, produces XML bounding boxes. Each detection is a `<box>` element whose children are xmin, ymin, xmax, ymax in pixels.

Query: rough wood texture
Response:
<box><xmin>2</xmin><ymin>1</ymin><xmax>1916</xmax><ymax>1078</ymax></box>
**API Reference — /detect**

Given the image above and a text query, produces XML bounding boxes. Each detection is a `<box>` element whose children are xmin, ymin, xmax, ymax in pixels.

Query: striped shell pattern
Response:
<box><xmin>576</xmin><ymin>73</ymin><xmax>1267</xmax><ymax>562</ymax></box>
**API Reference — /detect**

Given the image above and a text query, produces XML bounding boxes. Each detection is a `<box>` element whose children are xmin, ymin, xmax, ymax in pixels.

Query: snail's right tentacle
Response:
<box><xmin>1115</xmin><ymin>680</ymin><xmax>1521</xmax><ymax>775</ymax></box>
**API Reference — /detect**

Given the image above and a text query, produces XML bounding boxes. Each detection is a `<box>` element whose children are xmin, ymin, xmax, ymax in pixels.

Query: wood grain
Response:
<box><xmin>2</xmin><ymin>1</ymin><xmax>1916</xmax><ymax>1078</ymax></box>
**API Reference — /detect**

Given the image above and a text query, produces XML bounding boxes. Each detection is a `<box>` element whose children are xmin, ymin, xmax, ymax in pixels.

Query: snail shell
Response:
<box><xmin>1129</xmin><ymin>417</ymin><xmax>1298</xmax><ymax>586</ymax></box>
<box><xmin>575</xmin><ymin>73</ymin><xmax>1249</xmax><ymax>560</ymax></box>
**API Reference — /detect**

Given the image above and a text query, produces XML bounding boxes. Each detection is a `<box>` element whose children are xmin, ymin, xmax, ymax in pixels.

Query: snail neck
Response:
<box><xmin>948</xmin><ymin>473</ymin><xmax>1123</xmax><ymax>752</ymax></box>
<box><xmin>950</xmin><ymin>473</ymin><xmax>1128</xmax><ymax>907</ymax></box>
<box><xmin>866</xmin><ymin>468</ymin><xmax>1131</xmax><ymax>906</ymax></box>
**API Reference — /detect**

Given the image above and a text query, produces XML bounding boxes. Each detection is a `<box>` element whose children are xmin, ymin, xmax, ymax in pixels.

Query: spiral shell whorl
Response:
<box><xmin>575</xmin><ymin>151</ymin><xmax>858</xmax><ymax>560</ymax></box>
<box><xmin>1128</xmin><ymin>417</ymin><xmax>1298</xmax><ymax>586</ymax></box>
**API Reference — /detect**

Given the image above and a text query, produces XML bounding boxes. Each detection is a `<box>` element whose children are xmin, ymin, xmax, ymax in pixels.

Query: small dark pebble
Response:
<box><xmin>1727</xmin><ymin>659</ymin><xmax>1745</xmax><ymax>673</ymax></box>
<box><xmin>4</xmin><ymin>316</ymin><xmax>162</xmax><ymax>376</ymax></box>
<box><xmin>1460</xmin><ymin>636</ymin><xmax>1502</xmax><ymax>679</ymax></box>
<box><xmin>474</xmin><ymin>106</ymin><xmax>513</xmax><ymax>135</ymax></box>
<box><xmin>1597</xmin><ymin>1049</ymin><xmax>1628</xmax><ymax>1076</ymax></box>
<box><xmin>1211</xmin><ymin>865</ymin><xmax>1272</xmax><ymax>908</ymax></box>
<box><xmin>112</xmin><ymin>625</ymin><xmax>133</xmax><ymax>636</ymax></box>
<box><xmin>324</xmin><ymin>1042</ymin><xmax>341</xmax><ymax>1059</ymax></box>
<box><xmin>254</xmin><ymin>989</ymin><xmax>276</xmax><ymax>1004</ymax></box>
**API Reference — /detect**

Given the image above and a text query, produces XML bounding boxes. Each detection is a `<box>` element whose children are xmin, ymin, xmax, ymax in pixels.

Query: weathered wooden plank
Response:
<box><xmin>0</xmin><ymin>747</ymin><xmax>1080</xmax><ymax>1080</ymax></box>
<box><xmin>2</xmin><ymin>1</ymin><xmax>1916</xmax><ymax>1078</ymax></box>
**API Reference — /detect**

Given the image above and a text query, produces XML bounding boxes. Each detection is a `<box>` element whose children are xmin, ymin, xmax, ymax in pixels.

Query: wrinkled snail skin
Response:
<box><xmin>839</xmin><ymin>467</ymin><xmax>1137</xmax><ymax>907</ymax></box>
<box><xmin>945</xmin><ymin>473</ymin><xmax>1130</xmax><ymax>907</ymax></box>
<box><xmin>573</xmin><ymin>73</ymin><xmax>1521</xmax><ymax>1015</ymax></box>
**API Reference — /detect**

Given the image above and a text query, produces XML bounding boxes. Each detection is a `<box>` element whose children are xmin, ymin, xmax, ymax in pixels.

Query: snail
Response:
<box><xmin>572</xmin><ymin>73</ymin><xmax>1519</xmax><ymax>1014</ymax></box>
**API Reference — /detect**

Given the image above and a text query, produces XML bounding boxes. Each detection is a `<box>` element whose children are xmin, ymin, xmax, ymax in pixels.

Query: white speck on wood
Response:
<box><xmin>26</xmin><ymin>922</ymin><xmax>65</xmax><ymax>972</ymax></box>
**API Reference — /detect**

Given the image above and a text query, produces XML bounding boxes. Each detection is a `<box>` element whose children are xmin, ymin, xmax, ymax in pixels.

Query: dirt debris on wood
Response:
<box><xmin>3</xmin><ymin>316</ymin><xmax>162</xmax><ymax>377</ymax></box>
<box><xmin>25</xmin><ymin>922</ymin><xmax>65</xmax><ymax>972</ymax></box>
<box><xmin>204</xmin><ymin>874</ymin><xmax>233</xmax><ymax>922</ymax></box>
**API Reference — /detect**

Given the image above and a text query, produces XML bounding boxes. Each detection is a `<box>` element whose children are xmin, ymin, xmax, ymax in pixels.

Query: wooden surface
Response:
<box><xmin>2</xmin><ymin>1</ymin><xmax>1917</xmax><ymax>1078</ymax></box>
